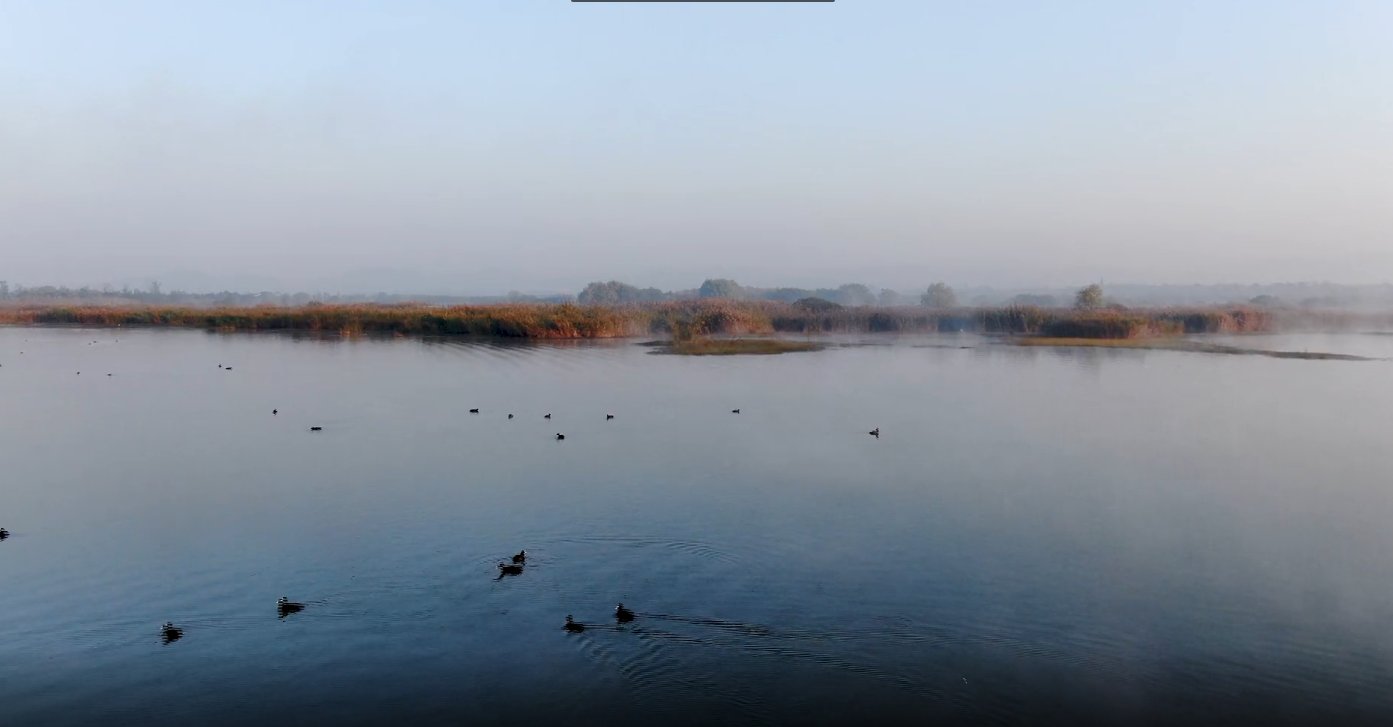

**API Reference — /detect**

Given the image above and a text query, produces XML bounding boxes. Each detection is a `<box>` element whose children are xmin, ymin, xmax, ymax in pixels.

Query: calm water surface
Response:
<box><xmin>3</xmin><ymin>328</ymin><xmax>1393</xmax><ymax>725</ymax></box>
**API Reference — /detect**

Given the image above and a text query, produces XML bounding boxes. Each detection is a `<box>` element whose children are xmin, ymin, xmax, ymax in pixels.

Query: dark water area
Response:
<box><xmin>3</xmin><ymin>327</ymin><xmax>1393</xmax><ymax>725</ymax></box>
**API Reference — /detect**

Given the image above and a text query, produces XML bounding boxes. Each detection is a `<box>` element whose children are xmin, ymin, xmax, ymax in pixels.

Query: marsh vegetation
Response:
<box><xmin>0</xmin><ymin>302</ymin><xmax>1279</xmax><ymax>341</ymax></box>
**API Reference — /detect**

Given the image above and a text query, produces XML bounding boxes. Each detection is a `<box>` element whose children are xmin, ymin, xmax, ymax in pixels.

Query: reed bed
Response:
<box><xmin>0</xmin><ymin>302</ymin><xmax>1274</xmax><ymax>340</ymax></box>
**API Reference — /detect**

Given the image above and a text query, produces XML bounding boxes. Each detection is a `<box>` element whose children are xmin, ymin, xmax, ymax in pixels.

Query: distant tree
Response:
<box><xmin>1248</xmin><ymin>294</ymin><xmax>1284</xmax><ymax>308</ymax></box>
<box><xmin>148</xmin><ymin>280</ymin><xmax>162</xmax><ymax>297</ymax></box>
<box><xmin>877</xmin><ymin>288</ymin><xmax>903</xmax><ymax>306</ymax></box>
<box><xmin>920</xmin><ymin>282</ymin><xmax>957</xmax><ymax>308</ymax></box>
<box><xmin>793</xmin><ymin>297</ymin><xmax>843</xmax><ymax>312</ymax></box>
<box><xmin>578</xmin><ymin>281</ymin><xmax>666</xmax><ymax>305</ymax></box>
<box><xmin>835</xmin><ymin>283</ymin><xmax>876</xmax><ymax>306</ymax></box>
<box><xmin>762</xmin><ymin>287</ymin><xmax>816</xmax><ymax>303</ymax></box>
<box><xmin>698</xmin><ymin>278</ymin><xmax>745</xmax><ymax>299</ymax></box>
<box><xmin>0</xmin><ymin>280</ymin><xmax>8</xmax><ymax>299</ymax></box>
<box><xmin>1075</xmin><ymin>284</ymin><xmax>1104</xmax><ymax>310</ymax></box>
<box><xmin>1010</xmin><ymin>293</ymin><xmax>1058</xmax><ymax>307</ymax></box>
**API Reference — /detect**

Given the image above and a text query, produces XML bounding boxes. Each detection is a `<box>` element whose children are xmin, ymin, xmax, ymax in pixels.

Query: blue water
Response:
<box><xmin>2</xmin><ymin>327</ymin><xmax>1393</xmax><ymax>725</ymax></box>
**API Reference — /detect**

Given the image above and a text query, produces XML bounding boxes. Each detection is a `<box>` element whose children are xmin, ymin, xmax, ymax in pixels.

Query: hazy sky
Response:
<box><xmin>2</xmin><ymin>1</ymin><xmax>1390</xmax><ymax>294</ymax></box>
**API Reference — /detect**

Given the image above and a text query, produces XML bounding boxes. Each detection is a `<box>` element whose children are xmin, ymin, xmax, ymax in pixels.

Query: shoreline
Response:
<box><xmin>1004</xmin><ymin>336</ymin><xmax>1379</xmax><ymax>361</ymax></box>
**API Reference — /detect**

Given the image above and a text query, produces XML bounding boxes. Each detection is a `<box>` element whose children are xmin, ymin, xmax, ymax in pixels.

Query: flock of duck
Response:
<box><xmin>148</xmin><ymin>547</ymin><xmax>637</xmax><ymax>644</ymax></box>
<box><xmin>0</xmin><ymin>348</ymin><xmax>884</xmax><ymax>644</ymax></box>
<box><xmin>492</xmin><ymin>549</ymin><xmax>636</xmax><ymax>634</ymax></box>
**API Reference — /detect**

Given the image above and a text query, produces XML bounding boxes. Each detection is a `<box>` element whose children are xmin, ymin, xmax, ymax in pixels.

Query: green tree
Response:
<box><xmin>698</xmin><ymin>278</ymin><xmax>744</xmax><ymax>299</ymax></box>
<box><xmin>1010</xmin><ymin>293</ymin><xmax>1058</xmax><ymax>307</ymax></box>
<box><xmin>577</xmin><ymin>281</ymin><xmax>667</xmax><ymax>305</ymax></box>
<box><xmin>1075</xmin><ymin>284</ymin><xmax>1104</xmax><ymax>310</ymax></box>
<box><xmin>920</xmin><ymin>282</ymin><xmax>957</xmax><ymax>308</ymax></box>
<box><xmin>836</xmin><ymin>283</ymin><xmax>876</xmax><ymax>306</ymax></box>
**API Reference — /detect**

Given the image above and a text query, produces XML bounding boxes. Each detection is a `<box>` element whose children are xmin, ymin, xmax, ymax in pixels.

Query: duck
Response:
<box><xmin>555</xmin><ymin>433</ymin><xmax>565</xmax><ymax>440</ymax></box>
<box><xmin>225</xmin><ymin>367</ymin><xmax>232</xmax><ymax>371</ymax></box>
<box><xmin>309</xmin><ymin>426</ymin><xmax>323</xmax><ymax>431</ymax></box>
<box><xmin>511</xmin><ymin>550</ymin><xmax>526</xmax><ymax>564</ymax></box>
<box><xmin>731</xmin><ymin>409</ymin><xmax>741</xmax><ymax>414</ymax></box>
<box><xmin>469</xmin><ymin>408</ymin><xmax>480</xmax><ymax>414</ymax></box>
<box><xmin>161</xmin><ymin>622</ymin><xmax>183</xmax><ymax>643</ymax></box>
<box><xmin>606</xmin><ymin>414</ymin><xmax>615</xmax><ymax>420</ymax></box>
<box><xmin>544</xmin><ymin>413</ymin><xmax>552</xmax><ymax>419</ymax></box>
<box><xmin>497</xmin><ymin>562</ymin><xmax>523</xmax><ymax>576</ymax></box>
<box><xmin>615</xmin><ymin>603</ymin><xmax>635</xmax><ymax>623</ymax></box>
<box><xmin>272</xmin><ymin>409</ymin><xmax>278</xmax><ymax>415</ymax></box>
<box><xmin>277</xmin><ymin>596</ymin><xmax>305</xmax><ymax>618</ymax></box>
<box><xmin>508</xmin><ymin>414</ymin><xmax>514</xmax><ymax>419</ymax></box>
<box><xmin>563</xmin><ymin>615</ymin><xmax>585</xmax><ymax>633</ymax></box>
<box><xmin>218</xmin><ymin>364</ymin><xmax>223</xmax><ymax>368</ymax></box>
<box><xmin>869</xmin><ymin>428</ymin><xmax>880</xmax><ymax>437</ymax></box>
<box><xmin>0</xmin><ymin>528</ymin><xmax>9</xmax><ymax>540</ymax></box>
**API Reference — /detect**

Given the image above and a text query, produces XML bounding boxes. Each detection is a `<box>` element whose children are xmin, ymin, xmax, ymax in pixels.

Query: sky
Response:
<box><xmin>1</xmin><ymin>0</ymin><xmax>1390</xmax><ymax>294</ymax></box>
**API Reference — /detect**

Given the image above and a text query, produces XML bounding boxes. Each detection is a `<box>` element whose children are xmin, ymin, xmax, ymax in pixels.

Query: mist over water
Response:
<box><xmin>3</xmin><ymin>328</ymin><xmax>1393</xmax><ymax>725</ymax></box>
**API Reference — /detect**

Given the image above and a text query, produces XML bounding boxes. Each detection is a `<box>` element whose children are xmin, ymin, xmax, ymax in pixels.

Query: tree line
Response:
<box><xmin>577</xmin><ymin>278</ymin><xmax>1113</xmax><ymax>310</ymax></box>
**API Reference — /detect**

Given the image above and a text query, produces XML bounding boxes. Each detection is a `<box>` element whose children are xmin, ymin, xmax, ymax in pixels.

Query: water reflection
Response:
<box><xmin>1</xmin><ymin>328</ymin><xmax>1391</xmax><ymax>725</ymax></box>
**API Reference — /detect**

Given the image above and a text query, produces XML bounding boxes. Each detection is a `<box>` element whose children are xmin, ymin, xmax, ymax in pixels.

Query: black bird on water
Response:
<box><xmin>564</xmin><ymin>615</ymin><xmax>585</xmax><ymax>633</ymax></box>
<box><xmin>555</xmin><ymin>433</ymin><xmax>565</xmax><ymax>440</ymax></box>
<box><xmin>0</xmin><ymin>528</ymin><xmax>9</xmax><ymax>540</ymax></box>
<box><xmin>277</xmin><ymin>597</ymin><xmax>305</xmax><ymax>618</ymax></box>
<box><xmin>508</xmin><ymin>414</ymin><xmax>514</xmax><ymax>419</ymax></box>
<box><xmin>615</xmin><ymin>603</ymin><xmax>635</xmax><ymax>623</ymax></box>
<box><xmin>272</xmin><ymin>409</ymin><xmax>278</xmax><ymax>415</ymax></box>
<box><xmin>869</xmin><ymin>428</ymin><xmax>880</xmax><ymax>437</ymax></box>
<box><xmin>498</xmin><ymin>562</ymin><xmax>523</xmax><ymax>577</ymax></box>
<box><xmin>731</xmin><ymin>409</ymin><xmax>741</xmax><ymax>414</ymax></box>
<box><xmin>225</xmin><ymin>367</ymin><xmax>232</xmax><ymax>371</ymax></box>
<box><xmin>511</xmin><ymin>550</ymin><xmax>526</xmax><ymax>564</ymax></box>
<box><xmin>161</xmin><ymin>622</ymin><xmax>183</xmax><ymax>644</ymax></box>
<box><xmin>469</xmin><ymin>408</ymin><xmax>480</xmax><ymax>414</ymax></box>
<box><xmin>544</xmin><ymin>413</ymin><xmax>551</xmax><ymax>419</ymax></box>
<box><xmin>606</xmin><ymin>414</ymin><xmax>615</xmax><ymax>420</ymax></box>
<box><xmin>309</xmin><ymin>426</ymin><xmax>323</xmax><ymax>431</ymax></box>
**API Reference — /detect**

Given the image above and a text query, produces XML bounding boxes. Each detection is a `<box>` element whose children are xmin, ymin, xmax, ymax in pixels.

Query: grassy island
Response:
<box><xmin>0</xmin><ymin>301</ymin><xmax>1275</xmax><ymax>340</ymax></box>
<box><xmin>1</xmin><ymin>301</ymin><xmax>1380</xmax><ymax>359</ymax></box>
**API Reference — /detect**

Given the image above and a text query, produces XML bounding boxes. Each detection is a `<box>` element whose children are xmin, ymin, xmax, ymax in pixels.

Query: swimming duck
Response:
<box><xmin>564</xmin><ymin>615</ymin><xmax>585</xmax><ymax>633</ymax></box>
<box><xmin>606</xmin><ymin>414</ymin><xmax>615</xmax><ymax>420</ymax></box>
<box><xmin>869</xmin><ymin>428</ymin><xmax>880</xmax><ymax>437</ymax></box>
<box><xmin>309</xmin><ymin>426</ymin><xmax>323</xmax><ymax>431</ymax></box>
<box><xmin>277</xmin><ymin>596</ymin><xmax>305</xmax><ymax>618</ymax></box>
<box><xmin>555</xmin><ymin>433</ymin><xmax>565</xmax><ymax>440</ymax></box>
<box><xmin>498</xmin><ymin>562</ymin><xmax>523</xmax><ymax>576</ymax></box>
<box><xmin>508</xmin><ymin>414</ymin><xmax>514</xmax><ymax>419</ymax></box>
<box><xmin>469</xmin><ymin>408</ymin><xmax>480</xmax><ymax>414</ymax></box>
<box><xmin>161</xmin><ymin>622</ymin><xmax>183</xmax><ymax>643</ymax></box>
<box><xmin>731</xmin><ymin>409</ymin><xmax>740</xmax><ymax>414</ymax></box>
<box><xmin>615</xmin><ymin>603</ymin><xmax>635</xmax><ymax>623</ymax></box>
<box><xmin>0</xmin><ymin>528</ymin><xmax>9</xmax><ymax>540</ymax></box>
<box><xmin>544</xmin><ymin>413</ymin><xmax>551</xmax><ymax>419</ymax></box>
<box><xmin>272</xmin><ymin>409</ymin><xmax>278</xmax><ymax>415</ymax></box>
<box><xmin>511</xmin><ymin>550</ymin><xmax>526</xmax><ymax>564</ymax></box>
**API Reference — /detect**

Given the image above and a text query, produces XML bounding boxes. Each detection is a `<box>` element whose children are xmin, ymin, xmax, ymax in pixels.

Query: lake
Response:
<box><xmin>3</xmin><ymin>327</ymin><xmax>1392</xmax><ymax>725</ymax></box>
